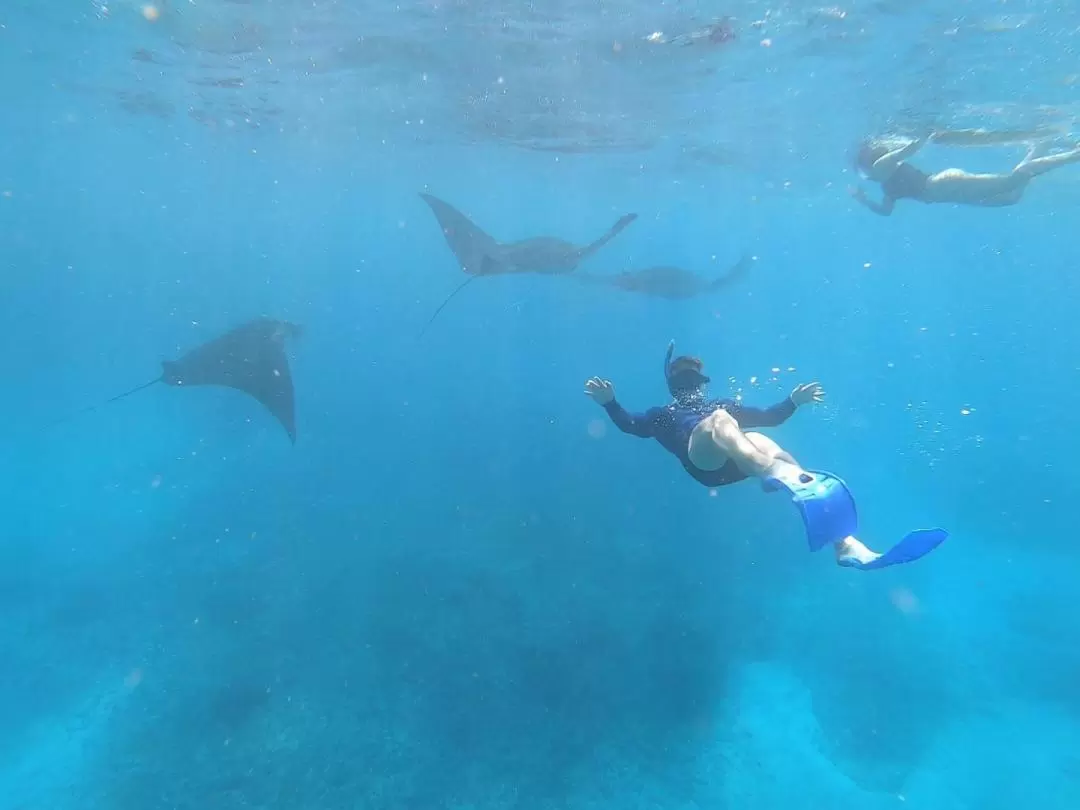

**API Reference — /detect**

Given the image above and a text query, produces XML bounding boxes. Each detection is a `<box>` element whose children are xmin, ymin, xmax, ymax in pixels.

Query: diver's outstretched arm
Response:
<box><xmin>584</xmin><ymin>377</ymin><xmax>657</xmax><ymax>438</ymax></box>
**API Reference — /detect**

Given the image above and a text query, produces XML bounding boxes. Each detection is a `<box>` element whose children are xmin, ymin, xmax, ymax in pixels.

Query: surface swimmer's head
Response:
<box><xmin>667</xmin><ymin>355</ymin><xmax>710</xmax><ymax>397</ymax></box>
<box><xmin>854</xmin><ymin>139</ymin><xmax>891</xmax><ymax>174</ymax></box>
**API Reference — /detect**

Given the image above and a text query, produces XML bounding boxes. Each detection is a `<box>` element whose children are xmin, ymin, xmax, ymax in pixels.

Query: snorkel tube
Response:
<box><xmin>664</xmin><ymin>340</ymin><xmax>676</xmax><ymax>387</ymax></box>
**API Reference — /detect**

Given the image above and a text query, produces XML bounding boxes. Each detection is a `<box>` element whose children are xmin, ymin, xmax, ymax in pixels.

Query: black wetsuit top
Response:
<box><xmin>602</xmin><ymin>395</ymin><xmax>797</xmax><ymax>487</ymax></box>
<box><xmin>881</xmin><ymin>163</ymin><xmax>930</xmax><ymax>201</ymax></box>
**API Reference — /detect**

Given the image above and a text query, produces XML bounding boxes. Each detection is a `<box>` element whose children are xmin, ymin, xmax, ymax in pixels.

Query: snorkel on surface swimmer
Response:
<box><xmin>664</xmin><ymin>340</ymin><xmax>711</xmax><ymax>404</ymax></box>
<box><xmin>852</xmin><ymin>140</ymin><xmax>890</xmax><ymax>179</ymax></box>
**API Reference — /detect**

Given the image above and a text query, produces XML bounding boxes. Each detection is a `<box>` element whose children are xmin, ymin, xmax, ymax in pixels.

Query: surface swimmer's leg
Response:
<box><xmin>1015</xmin><ymin>142</ymin><xmax>1080</xmax><ymax>178</ymax></box>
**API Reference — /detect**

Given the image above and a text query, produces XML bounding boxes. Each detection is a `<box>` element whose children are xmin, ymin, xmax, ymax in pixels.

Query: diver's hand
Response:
<box><xmin>790</xmin><ymin>382</ymin><xmax>825</xmax><ymax>406</ymax></box>
<box><xmin>584</xmin><ymin>377</ymin><xmax>615</xmax><ymax>406</ymax></box>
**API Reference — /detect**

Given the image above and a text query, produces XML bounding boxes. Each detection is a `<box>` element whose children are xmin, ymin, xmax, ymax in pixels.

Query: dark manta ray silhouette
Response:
<box><xmin>69</xmin><ymin>318</ymin><xmax>302</xmax><ymax>442</ymax></box>
<box><xmin>419</xmin><ymin>192</ymin><xmax>638</xmax><ymax>332</ymax></box>
<box><xmin>573</xmin><ymin>255</ymin><xmax>754</xmax><ymax>300</ymax></box>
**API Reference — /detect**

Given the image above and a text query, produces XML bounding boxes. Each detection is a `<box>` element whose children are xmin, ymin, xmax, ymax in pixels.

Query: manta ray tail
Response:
<box><xmin>420</xmin><ymin>275</ymin><xmax>481</xmax><ymax>336</ymax></box>
<box><xmin>575</xmin><ymin>212</ymin><xmax>638</xmax><ymax>264</ymax></box>
<box><xmin>104</xmin><ymin>378</ymin><xmax>162</xmax><ymax>404</ymax></box>
<box><xmin>707</xmin><ymin>254</ymin><xmax>755</xmax><ymax>290</ymax></box>
<box><xmin>47</xmin><ymin>377</ymin><xmax>162</xmax><ymax>431</ymax></box>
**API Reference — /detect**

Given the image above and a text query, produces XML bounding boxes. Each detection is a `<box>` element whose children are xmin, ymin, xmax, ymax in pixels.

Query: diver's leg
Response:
<box><xmin>709</xmin><ymin>413</ymin><xmax>782</xmax><ymax>477</ymax></box>
<box><xmin>744</xmin><ymin>432</ymin><xmax>885</xmax><ymax>567</ymax></box>
<box><xmin>834</xmin><ymin>536</ymin><xmax>883</xmax><ymax>567</ymax></box>
<box><xmin>708</xmin><ymin>420</ymin><xmax>891</xmax><ymax>567</ymax></box>
<box><xmin>689</xmin><ymin>409</ymin><xmax>777</xmax><ymax>476</ymax></box>
<box><xmin>687</xmin><ymin>411</ymin><xmax>731</xmax><ymax>472</ymax></box>
<box><xmin>745</xmin><ymin>432</ymin><xmax>799</xmax><ymax>466</ymax></box>
<box><xmin>743</xmin><ymin>431</ymin><xmax>801</xmax><ymax>469</ymax></box>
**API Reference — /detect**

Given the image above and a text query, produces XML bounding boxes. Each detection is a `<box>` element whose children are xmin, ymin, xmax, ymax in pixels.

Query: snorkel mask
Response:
<box><xmin>664</xmin><ymin>341</ymin><xmax>711</xmax><ymax>399</ymax></box>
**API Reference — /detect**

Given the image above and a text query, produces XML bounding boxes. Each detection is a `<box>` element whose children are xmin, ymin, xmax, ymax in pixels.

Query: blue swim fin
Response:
<box><xmin>764</xmin><ymin>467</ymin><xmax>858</xmax><ymax>552</ymax></box>
<box><xmin>837</xmin><ymin>528</ymin><xmax>948</xmax><ymax>571</ymax></box>
<box><xmin>765</xmin><ymin>467</ymin><xmax>948</xmax><ymax>569</ymax></box>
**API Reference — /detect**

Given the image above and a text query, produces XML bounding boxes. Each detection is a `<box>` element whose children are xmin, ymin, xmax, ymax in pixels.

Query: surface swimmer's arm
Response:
<box><xmin>855</xmin><ymin>191</ymin><xmax>895</xmax><ymax>217</ymax></box>
<box><xmin>871</xmin><ymin>194</ymin><xmax>895</xmax><ymax>216</ymax></box>
<box><xmin>602</xmin><ymin>400</ymin><xmax>656</xmax><ymax>438</ymax></box>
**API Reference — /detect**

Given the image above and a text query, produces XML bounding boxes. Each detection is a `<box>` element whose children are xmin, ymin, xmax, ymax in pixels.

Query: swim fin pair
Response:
<box><xmin>762</xmin><ymin>467</ymin><xmax>947</xmax><ymax>571</ymax></box>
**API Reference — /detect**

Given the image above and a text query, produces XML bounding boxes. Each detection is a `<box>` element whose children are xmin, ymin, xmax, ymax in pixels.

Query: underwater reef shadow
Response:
<box><xmin>84</xmin><ymin>512</ymin><xmax>755</xmax><ymax>808</ymax></box>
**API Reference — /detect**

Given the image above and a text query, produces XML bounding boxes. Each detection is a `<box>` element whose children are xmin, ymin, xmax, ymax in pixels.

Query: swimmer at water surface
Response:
<box><xmin>850</xmin><ymin>134</ymin><xmax>1080</xmax><ymax>215</ymax></box>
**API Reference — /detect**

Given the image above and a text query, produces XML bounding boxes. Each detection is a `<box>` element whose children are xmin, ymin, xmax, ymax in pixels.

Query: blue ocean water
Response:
<box><xmin>3</xmin><ymin>1</ymin><xmax>1080</xmax><ymax>807</ymax></box>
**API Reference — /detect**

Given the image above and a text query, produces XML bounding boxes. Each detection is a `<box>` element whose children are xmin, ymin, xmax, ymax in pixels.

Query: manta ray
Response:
<box><xmin>573</xmin><ymin>255</ymin><xmax>754</xmax><ymax>300</ymax></box>
<box><xmin>419</xmin><ymin>192</ymin><xmax>638</xmax><ymax>331</ymax></box>
<box><xmin>61</xmin><ymin>317</ymin><xmax>302</xmax><ymax>442</ymax></box>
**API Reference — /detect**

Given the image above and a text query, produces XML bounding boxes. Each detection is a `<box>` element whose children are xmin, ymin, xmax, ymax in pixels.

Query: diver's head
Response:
<box><xmin>664</xmin><ymin>343</ymin><xmax>711</xmax><ymax>401</ymax></box>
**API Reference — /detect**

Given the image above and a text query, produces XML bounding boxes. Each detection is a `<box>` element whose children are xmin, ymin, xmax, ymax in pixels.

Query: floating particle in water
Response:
<box><xmin>960</xmin><ymin>407</ymin><xmax>974</xmax><ymax>416</ymax></box>
<box><xmin>587</xmin><ymin>419</ymin><xmax>606</xmax><ymax>439</ymax></box>
<box><xmin>890</xmin><ymin>587</ymin><xmax>920</xmax><ymax>614</ymax></box>
<box><xmin>771</xmin><ymin>367</ymin><xmax>780</xmax><ymax>373</ymax></box>
<box><xmin>150</xmin><ymin>474</ymin><xmax>162</xmax><ymax>489</ymax></box>
<box><xmin>125</xmin><ymin>668</ymin><xmax>144</xmax><ymax>689</ymax></box>
<box><xmin>141</xmin><ymin>4</ymin><xmax>160</xmax><ymax>22</ymax></box>
<box><xmin>749</xmin><ymin>376</ymin><xmax>758</xmax><ymax>385</ymax></box>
